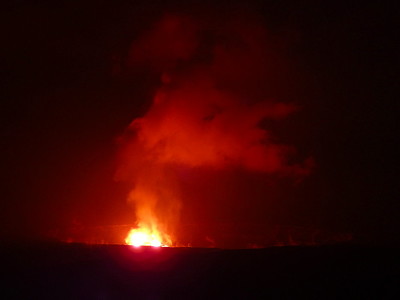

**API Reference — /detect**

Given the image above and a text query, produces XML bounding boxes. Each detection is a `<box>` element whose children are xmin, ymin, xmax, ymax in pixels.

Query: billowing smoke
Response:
<box><xmin>115</xmin><ymin>13</ymin><xmax>313</xmax><ymax>245</ymax></box>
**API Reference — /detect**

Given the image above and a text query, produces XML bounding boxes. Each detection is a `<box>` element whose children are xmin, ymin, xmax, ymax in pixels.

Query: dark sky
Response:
<box><xmin>1</xmin><ymin>0</ymin><xmax>397</xmax><ymax>244</ymax></box>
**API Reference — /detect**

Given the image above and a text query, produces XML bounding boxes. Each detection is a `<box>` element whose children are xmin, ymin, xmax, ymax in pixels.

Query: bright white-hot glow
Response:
<box><xmin>125</xmin><ymin>227</ymin><xmax>167</xmax><ymax>247</ymax></box>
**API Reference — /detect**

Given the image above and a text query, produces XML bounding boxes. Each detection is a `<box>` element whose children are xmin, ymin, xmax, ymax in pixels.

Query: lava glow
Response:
<box><xmin>125</xmin><ymin>227</ymin><xmax>168</xmax><ymax>247</ymax></box>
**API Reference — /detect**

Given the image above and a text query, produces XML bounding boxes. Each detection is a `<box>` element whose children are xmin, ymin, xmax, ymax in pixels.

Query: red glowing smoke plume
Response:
<box><xmin>115</xmin><ymin>14</ymin><xmax>313</xmax><ymax>246</ymax></box>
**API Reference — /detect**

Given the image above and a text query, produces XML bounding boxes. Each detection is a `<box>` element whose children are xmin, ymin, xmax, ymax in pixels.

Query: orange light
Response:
<box><xmin>125</xmin><ymin>227</ymin><xmax>167</xmax><ymax>247</ymax></box>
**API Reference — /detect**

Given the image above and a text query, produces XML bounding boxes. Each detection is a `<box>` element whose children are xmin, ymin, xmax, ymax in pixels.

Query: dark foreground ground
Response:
<box><xmin>1</xmin><ymin>242</ymin><xmax>399</xmax><ymax>299</ymax></box>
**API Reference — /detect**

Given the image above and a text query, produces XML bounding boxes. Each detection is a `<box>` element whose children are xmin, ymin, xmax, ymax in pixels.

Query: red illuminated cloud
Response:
<box><xmin>115</xmin><ymin>13</ymin><xmax>313</xmax><ymax>245</ymax></box>
<box><xmin>118</xmin><ymin>14</ymin><xmax>311</xmax><ymax>177</ymax></box>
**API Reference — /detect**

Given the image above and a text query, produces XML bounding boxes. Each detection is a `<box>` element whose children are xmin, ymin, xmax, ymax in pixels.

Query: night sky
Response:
<box><xmin>1</xmin><ymin>0</ymin><xmax>397</xmax><ymax>245</ymax></box>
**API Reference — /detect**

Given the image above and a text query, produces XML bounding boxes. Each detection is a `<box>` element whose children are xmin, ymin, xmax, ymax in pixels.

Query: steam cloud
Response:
<box><xmin>115</xmin><ymin>13</ymin><xmax>313</xmax><ymax>244</ymax></box>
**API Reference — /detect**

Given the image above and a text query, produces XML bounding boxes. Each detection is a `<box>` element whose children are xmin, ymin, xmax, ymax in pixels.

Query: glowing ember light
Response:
<box><xmin>125</xmin><ymin>227</ymin><xmax>168</xmax><ymax>247</ymax></box>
